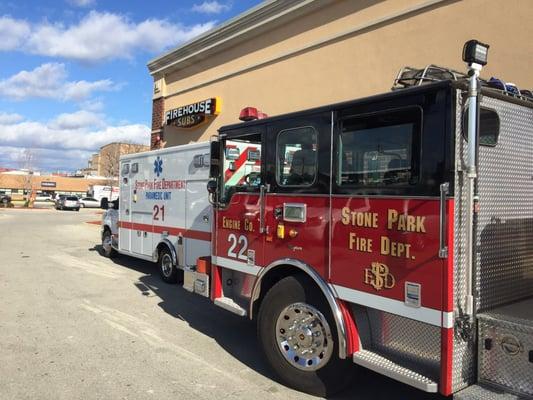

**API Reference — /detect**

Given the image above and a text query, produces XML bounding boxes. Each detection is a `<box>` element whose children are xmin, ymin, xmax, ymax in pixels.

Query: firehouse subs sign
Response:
<box><xmin>165</xmin><ymin>97</ymin><xmax>221</xmax><ymax>128</ymax></box>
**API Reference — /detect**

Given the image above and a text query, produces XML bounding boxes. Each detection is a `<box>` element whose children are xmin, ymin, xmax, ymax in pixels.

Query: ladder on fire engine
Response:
<box><xmin>392</xmin><ymin>64</ymin><xmax>533</xmax><ymax>102</ymax></box>
<box><xmin>392</xmin><ymin>65</ymin><xmax>466</xmax><ymax>89</ymax></box>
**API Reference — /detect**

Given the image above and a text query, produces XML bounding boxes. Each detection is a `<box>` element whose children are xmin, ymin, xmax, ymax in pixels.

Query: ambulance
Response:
<box><xmin>102</xmin><ymin>41</ymin><xmax>533</xmax><ymax>398</ymax></box>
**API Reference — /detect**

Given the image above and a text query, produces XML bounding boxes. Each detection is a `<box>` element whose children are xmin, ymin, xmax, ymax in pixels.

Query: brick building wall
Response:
<box><xmin>151</xmin><ymin>97</ymin><xmax>164</xmax><ymax>149</ymax></box>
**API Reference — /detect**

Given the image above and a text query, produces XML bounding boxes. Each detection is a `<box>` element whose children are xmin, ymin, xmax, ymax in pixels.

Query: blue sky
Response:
<box><xmin>0</xmin><ymin>0</ymin><xmax>261</xmax><ymax>172</ymax></box>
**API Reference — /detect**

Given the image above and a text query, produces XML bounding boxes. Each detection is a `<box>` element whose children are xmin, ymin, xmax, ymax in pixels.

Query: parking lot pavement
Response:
<box><xmin>0</xmin><ymin>209</ymin><xmax>446</xmax><ymax>400</ymax></box>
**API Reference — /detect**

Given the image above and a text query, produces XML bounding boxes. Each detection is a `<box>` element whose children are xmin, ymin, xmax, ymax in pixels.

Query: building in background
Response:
<box><xmin>0</xmin><ymin>172</ymin><xmax>113</xmax><ymax>199</ymax></box>
<box><xmin>81</xmin><ymin>142</ymin><xmax>149</xmax><ymax>177</ymax></box>
<box><xmin>147</xmin><ymin>0</ymin><xmax>533</xmax><ymax>149</ymax></box>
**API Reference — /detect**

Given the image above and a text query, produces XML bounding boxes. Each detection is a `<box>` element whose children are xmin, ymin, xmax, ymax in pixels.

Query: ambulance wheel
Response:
<box><xmin>258</xmin><ymin>275</ymin><xmax>353</xmax><ymax>397</ymax></box>
<box><xmin>101</xmin><ymin>229</ymin><xmax>116</xmax><ymax>258</ymax></box>
<box><xmin>158</xmin><ymin>247</ymin><xmax>178</xmax><ymax>284</ymax></box>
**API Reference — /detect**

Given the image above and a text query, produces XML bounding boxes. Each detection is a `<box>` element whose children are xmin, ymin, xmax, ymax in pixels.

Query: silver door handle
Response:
<box><xmin>259</xmin><ymin>184</ymin><xmax>268</xmax><ymax>233</ymax></box>
<box><xmin>439</xmin><ymin>182</ymin><xmax>449</xmax><ymax>258</ymax></box>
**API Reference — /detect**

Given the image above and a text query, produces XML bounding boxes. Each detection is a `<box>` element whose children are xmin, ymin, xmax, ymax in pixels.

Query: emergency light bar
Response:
<box><xmin>239</xmin><ymin>107</ymin><xmax>268</xmax><ymax>121</ymax></box>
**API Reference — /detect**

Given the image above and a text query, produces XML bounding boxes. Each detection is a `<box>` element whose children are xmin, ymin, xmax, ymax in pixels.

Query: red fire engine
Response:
<box><xmin>105</xmin><ymin>40</ymin><xmax>533</xmax><ymax>398</ymax></box>
<box><xmin>204</xmin><ymin>41</ymin><xmax>533</xmax><ymax>398</ymax></box>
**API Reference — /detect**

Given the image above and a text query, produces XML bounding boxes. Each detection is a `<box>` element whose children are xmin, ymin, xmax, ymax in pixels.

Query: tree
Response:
<box><xmin>17</xmin><ymin>148</ymin><xmax>38</xmax><ymax>207</ymax></box>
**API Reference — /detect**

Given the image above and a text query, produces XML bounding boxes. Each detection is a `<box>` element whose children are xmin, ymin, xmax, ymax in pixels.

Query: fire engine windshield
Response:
<box><xmin>221</xmin><ymin>134</ymin><xmax>262</xmax><ymax>202</ymax></box>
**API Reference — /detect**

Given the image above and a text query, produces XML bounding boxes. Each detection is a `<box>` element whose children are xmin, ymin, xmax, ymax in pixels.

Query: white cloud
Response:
<box><xmin>0</xmin><ymin>63</ymin><xmax>115</xmax><ymax>102</ymax></box>
<box><xmin>0</xmin><ymin>112</ymin><xmax>24</xmax><ymax>124</ymax></box>
<box><xmin>192</xmin><ymin>1</ymin><xmax>231</xmax><ymax>14</ymax></box>
<box><xmin>0</xmin><ymin>111</ymin><xmax>150</xmax><ymax>171</ymax></box>
<box><xmin>0</xmin><ymin>145</ymin><xmax>95</xmax><ymax>171</ymax></box>
<box><xmin>0</xmin><ymin>16</ymin><xmax>30</xmax><ymax>51</ymax></box>
<box><xmin>17</xmin><ymin>11</ymin><xmax>216</xmax><ymax>62</ymax></box>
<box><xmin>67</xmin><ymin>0</ymin><xmax>96</xmax><ymax>8</ymax></box>
<box><xmin>0</xmin><ymin>118</ymin><xmax>149</xmax><ymax>150</ymax></box>
<box><xmin>49</xmin><ymin>110</ymin><xmax>105</xmax><ymax>130</ymax></box>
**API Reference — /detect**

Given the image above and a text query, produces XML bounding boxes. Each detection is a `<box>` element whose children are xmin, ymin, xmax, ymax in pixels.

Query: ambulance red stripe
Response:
<box><xmin>118</xmin><ymin>221</ymin><xmax>211</xmax><ymax>242</ymax></box>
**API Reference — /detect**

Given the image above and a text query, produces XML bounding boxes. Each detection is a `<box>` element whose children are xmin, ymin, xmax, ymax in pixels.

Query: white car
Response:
<box><xmin>35</xmin><ymin>193</ymin><xmax>53</xmax><ymax>202</ymax></box>
<box><xmin>79</xmin><ymin>197</ymin><xmax>100</xmax><ymax>208</ymax></box>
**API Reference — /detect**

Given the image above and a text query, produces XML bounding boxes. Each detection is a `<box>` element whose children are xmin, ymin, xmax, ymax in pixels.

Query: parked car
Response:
<box><xmin>0</xmin><ymin>194</ymin><xmax>11</xmax><ymax>205</ymax></box>
<box><xmin>56</xmin><ymin>196</ymin><xmax>80</xmax><ymax>211</ymax></box>
<box><xmin>79</xmin><ymin>197</ymin><xmax>100</xmax><ymax>208</ymax></box>
<box><xmin>35</xmin><ymin>193</ymin><xmax>53</xmax><ymax>202</ymax></box>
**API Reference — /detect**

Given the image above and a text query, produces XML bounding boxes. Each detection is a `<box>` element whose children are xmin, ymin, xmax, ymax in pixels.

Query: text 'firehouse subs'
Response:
<box><xmin>340</xmin><ymin>208</ymin><xmax>425</xmax><ymax>260</ymax></box>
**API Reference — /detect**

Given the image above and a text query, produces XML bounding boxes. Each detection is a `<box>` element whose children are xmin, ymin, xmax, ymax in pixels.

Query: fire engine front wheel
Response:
<box><xmin>258</xmin><ymin>275</ymin><xmax>353</xmax><ymax>397</ymax></box>
<box><xmin>158</xmin><ymin>247</ymin><xmax>178</xmax><ymax>284</ymax></box>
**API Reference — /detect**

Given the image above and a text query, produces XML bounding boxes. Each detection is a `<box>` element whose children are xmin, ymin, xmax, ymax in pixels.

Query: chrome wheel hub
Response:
<box><xmin>275</xmin><ymin>302</ymin><xmax>333</xmax><ymax>371</ymax></box>
<box><xmin>161</xmin><ymin>254</ymin><xmax>173</xmax><ymax>277</ymax></box>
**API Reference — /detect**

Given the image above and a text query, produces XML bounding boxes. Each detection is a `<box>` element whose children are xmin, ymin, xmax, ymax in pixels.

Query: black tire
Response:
<box><xmin>80</xmin><ymin>203</ymin><xmax>85</xmax><ymax>208</ymax></box>
<box><xmin>158</xmin><ymin>246</ymin><xmax>178</xmax><ymax>284</ymax></box>
<box><xmin>101</xmin><ymin>229</ymin><xmax>117</xmax><ymax>258</ymax></box>
<box><xmin>258</xmin><ymin>275</ymin><xmax>354</xmax><ymax>397</ymax></box>
<box><xmin>75</xmin><ymin>208</ymin><xmax>79</xmax><ymax>212</ymax></box>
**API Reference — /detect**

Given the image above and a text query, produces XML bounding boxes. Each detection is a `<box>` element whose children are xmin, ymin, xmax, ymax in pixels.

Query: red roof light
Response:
<box><xmin>239</xmin><ymin>107</ymin><xmax>268</xmax><ymax>122</ymax></box>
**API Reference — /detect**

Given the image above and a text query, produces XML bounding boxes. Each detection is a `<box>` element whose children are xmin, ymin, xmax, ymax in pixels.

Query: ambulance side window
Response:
<box><xmin>221</xmin><ymin>134</ymin><xmax>262</xmax><ymax>203</ymax></box>
<box><xmin>277</xmin><ymin>127</ymin><xmax>318</xmax><ymax>186</ymax></box>
<box><xmin>337</xmin><ymin>107</ymin><xmax>421</xmax><ymax>188</ymax></box>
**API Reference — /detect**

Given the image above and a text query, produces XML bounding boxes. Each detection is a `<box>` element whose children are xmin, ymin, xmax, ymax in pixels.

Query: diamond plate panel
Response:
<box><xmin>475</xmin><ymin>96</ymin><xmax>533</xmax><ymax>311</ymax></box>
<box><xmin>452</xmin><ymin>93</ymin><xmax>533</xmax><ymax>393</ymax></box>
<box><xmin>478</xmin><ymin>315</ymin><xmax>533</xmax><ymax>397</ymax></box>
<box><xmin>454</xmin><ymin>383</ymin><xmax>526</xmax><ymax>400</ymax></box>
<box><xmin>452</xmin><ymin>90</ymin><xmax>477</xmax><ymax>392</ymax></box>
<box><xmin>367</xmin><ymin>309</ymin><xmax>441</xmax><ymax>381</ymax></box>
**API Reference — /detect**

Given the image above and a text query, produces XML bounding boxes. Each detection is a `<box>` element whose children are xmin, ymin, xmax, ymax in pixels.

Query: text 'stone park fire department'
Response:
<box><xmin>101</xmin><ymin>42</ymin><xmax>533</xmax><ymax>398</ymax></box>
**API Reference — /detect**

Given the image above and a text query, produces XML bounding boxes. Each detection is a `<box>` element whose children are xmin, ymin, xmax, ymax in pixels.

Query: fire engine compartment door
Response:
<box><xmin>119</xmin><ymin>161</ymin><xmax>132</xmax><ymax>252</ymax></box>
<box><xmin>261</xmin><ymin>113</ymin><xmax>332</xmax><ymax>280</ymax></box>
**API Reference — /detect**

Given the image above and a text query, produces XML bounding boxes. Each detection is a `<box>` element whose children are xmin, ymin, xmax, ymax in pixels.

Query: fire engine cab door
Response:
<box><xmin>329</xmin><ymin>103</ymin><xmax>448</xmax><ymax>323</ymax></box>
<box><xmin>119</xmin><ymin>161</ymin><xmax>132</xmax><ymax>252</ymax></box>
<box><xmin>262</xmin><ymin>114</ymin><xmax>331</xmax><ymax>280</ymax></box>
<box><xmin>215</xmin><ymin>129</ymin><xmax>265</xmax><ymax>287</ymax></box>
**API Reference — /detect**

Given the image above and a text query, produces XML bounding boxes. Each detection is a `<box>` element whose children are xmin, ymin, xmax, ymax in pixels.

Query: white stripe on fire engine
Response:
<box><xmin>331</xmin><ymin>284</ymin><xmax>454</xmax><ymax>329</ymax></box>
<box><xmin>212</xmin><ymin>257</ymin><xmax>454</xmax><ymax>328</ymax></box>
<box><xmin>212</xmin><ymin>256</ymin><xmax>261</xmax><ymax>276</ymax></box>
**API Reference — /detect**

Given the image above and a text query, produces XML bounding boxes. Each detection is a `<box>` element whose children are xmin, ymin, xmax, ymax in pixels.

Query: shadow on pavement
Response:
<box><xmin>92</xmin><ymin>245</ymin><xmax>447</xmax><ymax>400</ymax></box>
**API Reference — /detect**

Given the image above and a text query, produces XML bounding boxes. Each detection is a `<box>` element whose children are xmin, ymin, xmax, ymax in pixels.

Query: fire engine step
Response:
<box><xmin>352</xmin><ymin>350</ymin><xmax>437</xmax><ymax>393</ymax></box>
<box><xmin>454</xmin><ymin>383</ymin><xmax>527</xmax><ymax>400</ymax></box>
<box><xmin>213</xmin><ymin>297</ymin><xmax>247</xmax><ymax>317</ymax></box>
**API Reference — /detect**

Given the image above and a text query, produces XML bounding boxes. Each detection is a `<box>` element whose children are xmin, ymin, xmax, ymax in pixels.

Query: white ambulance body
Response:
<box><xmin>114</xmin><ymin>142</ymin><xmax>212</xmax><ymax>269</ymax></box>
<box><xmin>88</xmin><ymin>185</ymin><xmax>119</xmax><ymax>203</ymax></box>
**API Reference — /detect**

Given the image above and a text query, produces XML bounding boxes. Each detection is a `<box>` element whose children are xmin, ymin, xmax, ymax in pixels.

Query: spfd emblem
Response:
<box><xmin>364</xmin><ymin>262</ymin><xmax>395</xmax><ymax>291</ymax></box>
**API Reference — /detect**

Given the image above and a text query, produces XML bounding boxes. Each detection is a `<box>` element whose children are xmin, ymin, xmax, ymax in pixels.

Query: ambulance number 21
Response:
<box><xmin>227</xmin><ymin>233</ymin><xmax>248</xmax><ymax>261</ymax></box>
<box><xmin>153</xmin><ymin>205</ymin><xmax>165</xmax><ymax>221</ymax></box>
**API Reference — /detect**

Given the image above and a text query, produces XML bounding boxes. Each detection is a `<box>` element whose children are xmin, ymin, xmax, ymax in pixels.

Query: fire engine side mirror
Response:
<box><xmin>209</xmin><ymin>140</ymin><xmax>220</xmax><ymax>179</ymax></box>
<box><xmin>206</xmin><ymin>179</ymin><xmax>218</xmax><ymax>195</ymax></box>
<box><xmin>101</xmin><ymin>198</ymin><xmax>109</xmax><ymax>210</ymax></box>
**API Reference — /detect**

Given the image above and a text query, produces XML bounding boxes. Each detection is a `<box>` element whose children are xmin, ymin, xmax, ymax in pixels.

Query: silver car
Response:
<box><xmin>56</xmin><ymin>196</ymin><xmax>80</xmax><ymax>211</ymax></box>
<box><xmin>79</xmin><ymin>197</ymin><xmax>100</xmax><ymax>208</ymax></box>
